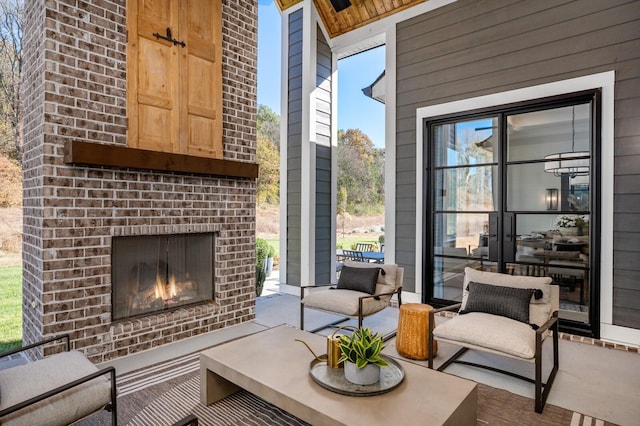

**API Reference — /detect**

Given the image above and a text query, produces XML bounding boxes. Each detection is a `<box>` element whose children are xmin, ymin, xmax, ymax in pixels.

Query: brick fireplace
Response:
<box><xmin>22</xmin><ymin>0</ymin><xmax>258</xmax><ymax>362</ymax></box>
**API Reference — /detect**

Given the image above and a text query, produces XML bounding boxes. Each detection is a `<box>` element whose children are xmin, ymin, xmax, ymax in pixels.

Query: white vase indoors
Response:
<box><xmin>560</xmin><ymin>226</ymin><xmax>580</xmax><ymax>236</ymax></box>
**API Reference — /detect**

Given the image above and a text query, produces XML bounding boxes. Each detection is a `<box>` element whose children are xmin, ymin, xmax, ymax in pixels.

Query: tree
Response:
<box><xmin>257</xmin><ymin>104</ymin><xmax>280</xmax><ymax>149</ymax></box>
<box><xmin>337</xmin><ymin>128</ymin><xmax>384</xmax><ymax>212</ymax></box>
<box><xmin>256</xmin><ymin>133</ymin><xmax>280</xmax><ymax>204</ymax></box>
<box><xmin>256</xmin><ymin>104</ymin><xmax>280</xmax><ymax>205</ymax></box>
<box><xmin>0</xmin><ymin>0</ymin><xmax>23</xmax><ymax>162</ymax></box>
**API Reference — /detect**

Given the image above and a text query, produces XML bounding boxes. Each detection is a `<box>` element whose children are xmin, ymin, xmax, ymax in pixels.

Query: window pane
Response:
<box><xmin>507</xmin><ymin>103</ymin><xmax>590</xmax><ymax>162</ymax></box>
<box><xmin>507</xmin><ymin>164</ymin><xmax>590</xmax><ymax>212</ymax></box>
<box><xmin>434</xmin><ymin>166</ymin><xmax>496</xmax><ymax>211</ymax></box>
<box><xmin>433</xmin><ymin>213</ymin><xmax>489</xmax><ymax>254</ymax></box>
<box><xmin>433</xmin><ymin>118</ymin><xmax>497</xmax><ymax>167</ymax></box>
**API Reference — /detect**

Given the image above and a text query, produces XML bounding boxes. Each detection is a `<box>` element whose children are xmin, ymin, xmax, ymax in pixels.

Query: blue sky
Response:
<box><xmin>257</xmin><ymin>1</ymin><xmax>386</xmax><ymax>148</ymax></box>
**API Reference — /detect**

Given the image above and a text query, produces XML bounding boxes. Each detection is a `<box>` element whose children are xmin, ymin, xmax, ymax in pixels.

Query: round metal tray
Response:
<box><xmin>309</xmin><ymin>354</ymin><xmax>404</xmax><ymax>396</ymax></box>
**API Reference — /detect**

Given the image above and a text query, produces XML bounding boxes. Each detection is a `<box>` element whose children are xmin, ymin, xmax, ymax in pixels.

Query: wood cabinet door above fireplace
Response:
<box><xmin>127</xmin><ymin>0</ymin><xmax>223</xmax><ymax>159</ymax></box>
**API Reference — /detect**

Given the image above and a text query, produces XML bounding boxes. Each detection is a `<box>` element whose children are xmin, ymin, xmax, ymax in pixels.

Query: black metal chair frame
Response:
<box><xmin>428</xmin><ymin>304</ymin><xmax>559</xmax><ymax>414</ymax></box>
<box><xmin>0</xmin><ymin>334</ymin><xmax>118</xmax><ymax>425</ymax></box>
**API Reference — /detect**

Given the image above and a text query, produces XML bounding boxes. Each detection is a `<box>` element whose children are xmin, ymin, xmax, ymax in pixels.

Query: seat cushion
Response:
<box><xmin>433</xmin><ymin>312</ymin><xmax>537</xmax><ymax>359</ymax></box>
<box><xmin>302</xmin><ymin>288</ymin><xmax>389</xmax><ymax>317</ymax></box>
<box><xmin>0</xmin><ymin>350</ymin><xmax>112</xmax><ymax>426</ymax></box>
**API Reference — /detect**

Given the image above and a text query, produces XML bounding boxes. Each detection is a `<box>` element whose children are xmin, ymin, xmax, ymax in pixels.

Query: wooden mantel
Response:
<box><xmin>64</xmin><ymin>141</ymin><xmax>258</xmax><ymax>179</ymax></box>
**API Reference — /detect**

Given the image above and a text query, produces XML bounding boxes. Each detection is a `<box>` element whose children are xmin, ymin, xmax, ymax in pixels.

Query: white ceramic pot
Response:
<box><xmin>561</xmin><ymin>226</ymin><xmax>580</xmax><ymax>236</ymax></box>
<box><xmin>344</xmin><ymin>361</ymin><xmax>380</xmax><ymax>385</ymax></box>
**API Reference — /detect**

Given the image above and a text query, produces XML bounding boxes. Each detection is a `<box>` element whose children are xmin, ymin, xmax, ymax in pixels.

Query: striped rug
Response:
<box><xmin>81</xmin><ymin>348</ymin><xmax>616</xmax><ymax>426</ymax></box>
<box><xmin>125</xmin><ymin>374</ymin><xmax>307</xmax><ymax>426</ymax></box>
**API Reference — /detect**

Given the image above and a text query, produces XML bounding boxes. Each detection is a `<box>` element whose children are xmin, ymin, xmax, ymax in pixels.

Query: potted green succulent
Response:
<box><xmin>338</xmin><ymin>327</ymin><xmax>388</xmax><ymax>385</ymax></box>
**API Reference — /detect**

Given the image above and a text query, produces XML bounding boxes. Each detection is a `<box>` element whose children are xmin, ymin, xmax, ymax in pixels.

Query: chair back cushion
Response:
<box><xmin>344</xmin><ymin>260</ymin><xmax>401</xmax><ymax>294</ymax></box>
<box><xmin>460</xmin><ymin>281</ymin><xmax>536</xmax><ymax>324</ymax></box>
<box><xmin>462</xmin><ymin>267</ymin><xmax>555</xmax><ymax>328</ymax></box>
<box><xmin>336</xmin><ymin>265</ymin><xmax>380</xmax><ymax>294</ymax></box>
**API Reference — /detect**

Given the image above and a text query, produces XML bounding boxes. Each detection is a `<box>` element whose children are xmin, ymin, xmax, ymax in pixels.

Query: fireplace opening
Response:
<box><xmin>112</xmin><ymin>233</ymin><xmax>215</xmax><ymax>320</ymax></box>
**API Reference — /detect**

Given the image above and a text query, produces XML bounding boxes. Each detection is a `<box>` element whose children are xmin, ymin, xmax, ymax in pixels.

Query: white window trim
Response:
<box><xmin>415</xmin><ymin>71</ymin><xmax>638</xmax><ymax>346</ymax></box>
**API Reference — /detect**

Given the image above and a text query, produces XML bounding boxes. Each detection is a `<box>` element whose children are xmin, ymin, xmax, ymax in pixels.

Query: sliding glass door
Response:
<box><xmin>425</xmin><ymin>92</ymin><xmax>600</xmax><ymax>336</ymax></box>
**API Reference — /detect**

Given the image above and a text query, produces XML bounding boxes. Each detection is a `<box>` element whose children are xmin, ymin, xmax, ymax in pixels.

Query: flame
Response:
<box><xmin>169</xmin><ymin>274</ymin><xmax>177</xmax><ymax>298</ymax></box>
<box><xmin>154</xmin><ymin>274</ymin><xmax>165</xmax><ymax>300</ymax></box>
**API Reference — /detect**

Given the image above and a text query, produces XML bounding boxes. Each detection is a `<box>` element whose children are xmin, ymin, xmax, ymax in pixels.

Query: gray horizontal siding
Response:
<box><xmin>395</xmin><ymin>0</ymin><xmax>640</xmax><ymax>330</ymax></box>
<box><xmin>287</xmin><ymin>9</ymin><xmax>303</xmax><ymax>286</ymax></box>
<box><xmin>315</xmin><ymin>28</ymin><xmax>333</xmax><ymax>284</ymax></box>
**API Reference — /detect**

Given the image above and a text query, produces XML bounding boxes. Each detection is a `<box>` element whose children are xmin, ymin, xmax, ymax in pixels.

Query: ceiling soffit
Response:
<box><xmin>274</xmin><ymin>0</ymin><xmax>303</xmax><ymax>11</ymax></box>
<box><xmin>276</xmin><ymin>0</ymin><xmax>427</xmax><ymax>39</ymax></box>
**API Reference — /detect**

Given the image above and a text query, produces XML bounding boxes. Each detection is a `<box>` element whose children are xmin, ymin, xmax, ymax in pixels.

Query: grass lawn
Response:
<box><xmin>262</xmin><ymin>235</ymin><xmax>382</xmax><ymax>254</ymax></box>
<box><xmin>0</xmin><ymin>265</ymin><xmax>22</xmax><ymax>353</ymax></box>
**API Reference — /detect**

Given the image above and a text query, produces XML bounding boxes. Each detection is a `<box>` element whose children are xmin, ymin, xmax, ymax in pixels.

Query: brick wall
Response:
<box><xmin>22</xmin><ymin>0</ymin><xmax>258</xmax><ymax>362</ymax></box>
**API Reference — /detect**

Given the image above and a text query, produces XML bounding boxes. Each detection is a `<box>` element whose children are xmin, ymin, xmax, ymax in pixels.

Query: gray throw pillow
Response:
<box><xmin>459</xmin><ymin>281</ymin><xmax>535</xmax><ymax>324</ymax></box>
<box><xmin>336</xmin><ymin>266</ymin><xmax>380</xmax><ymax>294</ymax></box>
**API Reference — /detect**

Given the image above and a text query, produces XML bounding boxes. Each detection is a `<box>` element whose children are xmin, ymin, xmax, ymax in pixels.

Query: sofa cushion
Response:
<box><xmin>336</xmin><ymin>265</ymin><xmax>380</xmax><ymax>294</ymax></box>
<box><xmin>302</xmin><ymin>288</ymin><xmax>389</xmax><ymax>316</ymax></box>
<box><xmin>460</xmin><ymin>281</ymin><xmax>535</xmax><ymax>324</ymax></box>
<box><xmin>0</xmin><ymin>350</ymin><xmax>112</xmax><ymax>426</ymax></box>
<box><xmin>434</xmin><ymin>312</ymin><xmax>537</xmax><ymax>359</ymax></box>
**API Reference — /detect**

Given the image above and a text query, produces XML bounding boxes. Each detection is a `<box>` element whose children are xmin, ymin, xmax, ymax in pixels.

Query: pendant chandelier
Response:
<box><xmin>544</xmin><ymin>106</ymin><xmax>589</xmax><ymax>178</ymax></box>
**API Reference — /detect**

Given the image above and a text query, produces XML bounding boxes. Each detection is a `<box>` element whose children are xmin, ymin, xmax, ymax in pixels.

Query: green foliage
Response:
<box><xmin>257</xmin><ymin>105</ymin><xmax>280</xmax><ymax>148</ymax></box>
<box><xmin>338</xmin><ymin>327</ymin><xmax>388</xmax><ymax>368</ymax></box>
<box><xmin>337</xmin><ymin>187</ymin><xmax>347</xmax><ymax>216</ymax></box>
<box><xmin>255</xmin><ymin>238</ymin><xmax>270</xmax><ymax>296</ymax></box>
<box><xmin>0</xmin><ymin>265</ymin><xmax>22</xmax><ymax>353</ymax></box>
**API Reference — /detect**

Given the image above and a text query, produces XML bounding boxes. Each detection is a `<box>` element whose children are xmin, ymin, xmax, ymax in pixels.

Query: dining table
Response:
<box><xmin>360</xmin><ymin>251</ymin><xmax>384</xmax><ymax>263</ymax></box>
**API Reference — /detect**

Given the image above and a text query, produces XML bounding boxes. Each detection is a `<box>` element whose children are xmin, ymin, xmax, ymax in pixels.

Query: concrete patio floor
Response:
<box><xmin>4</xmin><ymin>273</ymin><xmax>638</xmax><ymax>425</ymax></box>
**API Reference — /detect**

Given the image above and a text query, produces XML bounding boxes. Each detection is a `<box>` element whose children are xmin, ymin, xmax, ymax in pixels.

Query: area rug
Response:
<box><xmin>79</xmin><ymin>349</ymin><xmax>615</xmax><ymax>426</ymax></box>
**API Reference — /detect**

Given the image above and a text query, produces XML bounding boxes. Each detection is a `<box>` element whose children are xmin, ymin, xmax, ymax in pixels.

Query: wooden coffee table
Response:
<box><xmin>200</xmin><ymin>325</ymin><xmax>476</xmax><ymax>426</ymax></box>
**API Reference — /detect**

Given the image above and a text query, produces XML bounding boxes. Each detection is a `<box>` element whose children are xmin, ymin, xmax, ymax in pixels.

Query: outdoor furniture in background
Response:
<box><xmin>396</xmin><ymin>303</ymin><xmax>437</xmax><ymax>360</ymax></box>
<box><xmin>342</xmin><ymin>249</ymin><xmax>365</xmax><ymax>261</ymax></box>
<box><xmin>300</xmin><ymin>261</ymin><xmax>403</xmax><ymax>332</ymax></box>
<box><xmin>0</xmin><ymin>334</ymin><xmax>117</xmax><ymax>426</ymax></box>
<box><xmin>361</xmin><ymin>251</ymin><xmax>384</xmax><ymax>263</ymax></box>
<box><xmin>354</xmin><ymin>242</ymin><xmax>375</xmax><ymax>252</ymax></box>
<box><xmin>428</xmin><ymin>267</ymin><xmax>559</xmax><ymax>413</ymax></box>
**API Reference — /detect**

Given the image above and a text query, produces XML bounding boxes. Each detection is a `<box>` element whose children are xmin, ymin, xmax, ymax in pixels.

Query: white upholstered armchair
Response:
<box><xmin>428</xmin><ymin>267</ymin><xmax>559</xmax><ymax>413</ymax></box>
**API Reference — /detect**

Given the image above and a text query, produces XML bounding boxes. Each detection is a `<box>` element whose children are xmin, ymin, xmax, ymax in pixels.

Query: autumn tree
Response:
<box><xmin>337</xmin><ymin>128</ymin><xmax>384</xmax><ymax>212</ymax></box>
<box><xmin>257</xmin><ymin>133</ymin><xmax>280</xmax><ymax>204</ymax></box>
<box><xmin>0</xmin><ymin>0</ymin><xmax>23</xmax><ymax>162</ymax></box>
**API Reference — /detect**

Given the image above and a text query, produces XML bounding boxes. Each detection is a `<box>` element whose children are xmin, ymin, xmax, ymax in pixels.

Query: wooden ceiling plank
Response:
<box><xmin>315</xmin><ymin>0</ymin><xmax>427</xmax><ymax>38</ymax></box>
<box><xmin>373</xmin><ymin>0</ymin><xmax>388</xmax><ymax>15</ymax></box>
